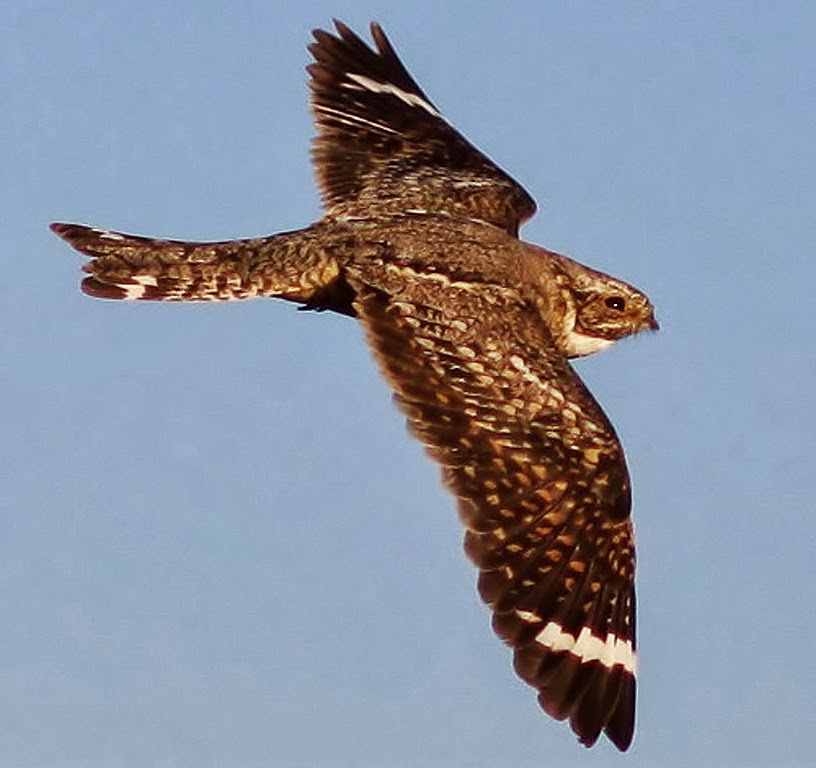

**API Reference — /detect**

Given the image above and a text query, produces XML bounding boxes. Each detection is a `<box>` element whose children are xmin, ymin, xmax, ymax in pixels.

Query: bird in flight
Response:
<box><xmin>51</xmin><ymin>20</ymin><xmax>658</xmax><ymax>751</ymax></box>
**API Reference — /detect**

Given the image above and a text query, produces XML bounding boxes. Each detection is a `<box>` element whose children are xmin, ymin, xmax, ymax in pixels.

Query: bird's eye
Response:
<box><xmin>605</xmin><ymin>296</ymin><xmax>626</xmax><ymax>311</ymax></box>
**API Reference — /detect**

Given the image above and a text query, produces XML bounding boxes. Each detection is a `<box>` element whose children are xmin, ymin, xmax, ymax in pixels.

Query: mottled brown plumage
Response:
<box><xmin>51</xmin><ymin>20</ymin><xmax>657</xmax><ymax>751</ymax></box>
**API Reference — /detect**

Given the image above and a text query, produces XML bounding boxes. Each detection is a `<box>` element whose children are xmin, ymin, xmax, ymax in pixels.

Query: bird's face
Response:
<box><xmin>567</xmin><ymin>278</ymin><xmax>659</xmax><ymax>358</ymax></box>
<box><xmin>525</xmin><ymin>248</ymin><xmax>658</xmax><ymax>359</ymax></box>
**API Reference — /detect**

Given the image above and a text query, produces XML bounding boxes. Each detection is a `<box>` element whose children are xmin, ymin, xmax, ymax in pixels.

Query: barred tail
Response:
<box><xmin>50</xmin><ymin>222</ymin><xmax>348</xmax><ymax>310</ymax></box>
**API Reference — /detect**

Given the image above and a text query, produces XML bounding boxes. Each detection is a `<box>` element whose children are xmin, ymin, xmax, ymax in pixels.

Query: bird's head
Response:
<box><xmin>554</xmin><ymin>257</ymin><xmax>659</xmax><ymax>358</ymax></box>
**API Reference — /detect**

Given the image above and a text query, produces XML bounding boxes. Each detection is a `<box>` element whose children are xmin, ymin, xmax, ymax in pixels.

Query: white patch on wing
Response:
<box><xmin>450</xmin><ymin>179</ymin><xmax>498</xmax><ymax>188</ymax></box>
<box><xmin>515</xmin><ymin>609</ymin><xmax>540</xmax><ymax>623</ymax></box>
<box><xmin>313</xmin><ymin>103</ymin><xmax>398</xmax><ymax>134</ymax></box>
<box><xmin>527</xmin><ymin>618</ymin><xmax>636</xmax><ymax>674</ymax></box>
<box><xmin>98</xmin><ymin>230</ymin><xmax>125</xmax><ymax>241</ymax></box>
<box><xmin>343</xmin><ymin>73</ymin><xmax>444</xmax><ymax>119</ymax></box>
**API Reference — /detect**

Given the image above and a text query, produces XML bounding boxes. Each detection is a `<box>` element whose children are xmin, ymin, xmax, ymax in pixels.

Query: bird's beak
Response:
<box><xmin>648</xmin><ymin>313</ymin><xmax>660</xmax><ymax>332</ymax></box>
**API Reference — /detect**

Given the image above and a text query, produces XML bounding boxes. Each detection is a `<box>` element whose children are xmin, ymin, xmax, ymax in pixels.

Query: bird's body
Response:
<box><xmin>52</xmin><ymin>20</ymin><xmax>657</xmax><ymax>752</ymax></box>
<box><xmin>56</xmin><ymin>214</ymin><xmax>653</xmax><ymax>359</ymax></box>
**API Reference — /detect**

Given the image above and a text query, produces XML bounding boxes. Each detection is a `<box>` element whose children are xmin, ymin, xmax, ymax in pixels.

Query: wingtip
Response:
<box><xmin>603</xmin><ymin>675</ymin><xmax>636</xmax><ymax>751</ymax></box>
<box><xmin>311</xmin><ymin>19</ymin><xmax>388</xmax><ymax>51</ymax></box>
<box><xmin>369</xmin><ymin>21</ymin><xmax>394</xmax><ymax>57</ymax></box>
<box><xmin>332</xmin><ymin>18</ymin><xmax>351</xmax><ymax>38</ymax></box>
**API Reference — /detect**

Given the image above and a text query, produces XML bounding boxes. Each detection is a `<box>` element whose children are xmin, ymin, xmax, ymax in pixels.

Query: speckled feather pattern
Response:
<box><xmin>50</xmin><ymin>20</ymin><xmax>657</xmax><ymax>752</ymax></box>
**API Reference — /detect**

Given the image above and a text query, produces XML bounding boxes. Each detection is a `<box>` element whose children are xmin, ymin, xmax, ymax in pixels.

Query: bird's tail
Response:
<box><xmin>50</xmin><ymin>222</ymin><xmax>347</xmax><ymax>308</ymax></box>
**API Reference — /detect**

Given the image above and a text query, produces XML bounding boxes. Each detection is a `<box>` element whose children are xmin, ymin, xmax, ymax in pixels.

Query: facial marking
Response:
<box><xmin>565</xmin><ymin>331</ymin><xmax>614</xmax><ymax>357</ymax></box>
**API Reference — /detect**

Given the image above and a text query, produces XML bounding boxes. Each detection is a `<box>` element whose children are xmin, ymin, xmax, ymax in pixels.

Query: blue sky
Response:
<box><xmin>3</xmin><ymin>2</ymin><xmax>815</xmax><ymax>766</ymax></box>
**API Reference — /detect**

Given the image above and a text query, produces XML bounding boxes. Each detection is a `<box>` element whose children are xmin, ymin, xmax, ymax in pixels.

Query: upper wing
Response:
<box><xmin>353</xmin><ymin>283</ymin><xmax>637</xmax><ymax>751</ymax></box>
<box><xmin>308</xmin><ymin>21</ymin><xmax>537</xmax><ymax>236</ymax></box>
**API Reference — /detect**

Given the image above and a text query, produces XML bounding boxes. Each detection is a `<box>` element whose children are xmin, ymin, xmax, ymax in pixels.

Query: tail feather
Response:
<box><xmin>50</xmin><ymin>222</ymin><xmax>348</xmax><ymax>307</ymax></box>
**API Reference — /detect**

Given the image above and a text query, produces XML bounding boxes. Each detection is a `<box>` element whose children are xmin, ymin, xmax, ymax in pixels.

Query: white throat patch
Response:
<box><xmin>565</xmin><ymin>330</ymin><xmax>614</xmax><ymax>357</ymax></box>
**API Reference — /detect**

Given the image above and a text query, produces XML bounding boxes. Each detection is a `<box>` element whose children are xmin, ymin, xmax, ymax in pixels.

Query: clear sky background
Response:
<box><xmin>3</xmin><ymin>2</ymin><xmax>815</xmax><ymax>766</ymax></box>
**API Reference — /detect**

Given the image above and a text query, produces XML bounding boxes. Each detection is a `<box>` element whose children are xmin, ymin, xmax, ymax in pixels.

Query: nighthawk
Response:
<box><xmin>52</xmin><ymin>20</ymin><xmax>658</xmax><ymax>751</ymax></box>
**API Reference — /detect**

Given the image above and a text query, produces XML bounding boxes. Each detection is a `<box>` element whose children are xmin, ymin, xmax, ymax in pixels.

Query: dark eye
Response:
<box><xmin>605</xmin><ymin>296</ymin><xmax>626</xmax><ymax>311</ymax></box>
